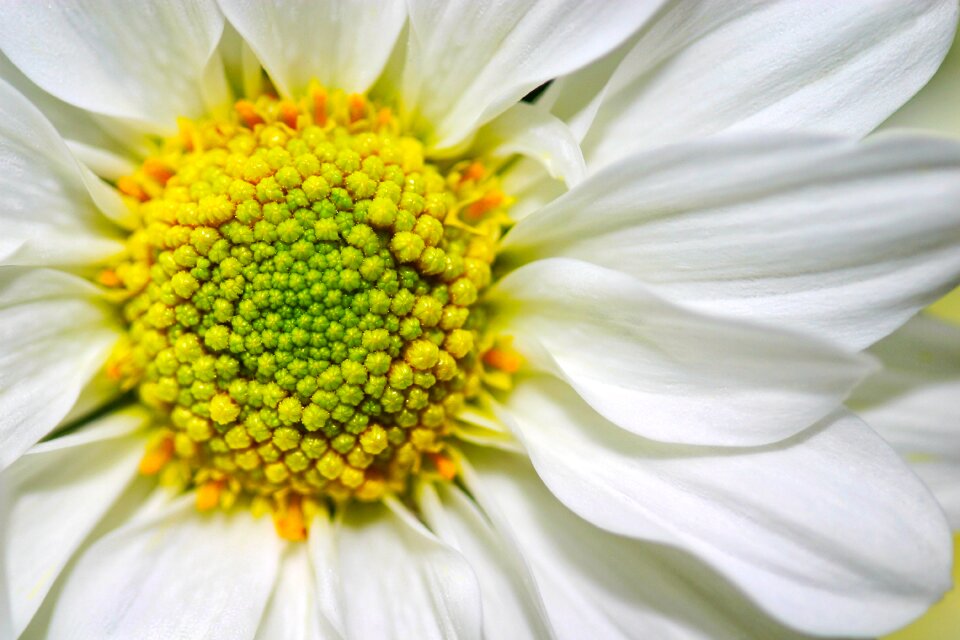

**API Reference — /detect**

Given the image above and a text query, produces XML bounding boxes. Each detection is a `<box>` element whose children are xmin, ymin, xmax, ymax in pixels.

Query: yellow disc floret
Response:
<box><xmin>104</xmin><ymin>87</ymin><xmax>512</xmax><ymax>537</ymax></box>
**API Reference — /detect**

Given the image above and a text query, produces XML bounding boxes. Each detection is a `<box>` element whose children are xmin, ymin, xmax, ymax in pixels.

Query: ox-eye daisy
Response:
<box><xmin>2</xmin><ymin>2</ymin><xmax>960</xmax><ymax>639</ymax></box>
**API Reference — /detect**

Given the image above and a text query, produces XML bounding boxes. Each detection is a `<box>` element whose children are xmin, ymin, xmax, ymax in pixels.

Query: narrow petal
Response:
<box><xmin>0</xmin><ymin>484</ymin><xmax>11</xmax><ymax>640</ymax></box>
<box><xmin>881</xmin><ymin>24</ymin><xmax>960</xmax><ymax>136</ymax></box>
<box><xmin>850</xmin><ymin>314</ymin><xmax>960</xmax><ymax>457</ymax></box>
<box><xmin>491</xmin><ymin>259</ymin><xmax>872</xmax><ymax>446</ymax></box>
<box><xmin>502</xmin><ymin>133</ymin><xmax>960</xmax><ymax>350</ymax></box>
<box><xmin>47</xmin><ymin>496</ymin><xmax>282</xmax><ymax>640</ymax></box>
<box><xmin>255</xmin><ymin>544</ymin><xmax>326</xmax><ymax>640</ymax></box>
<box><xmin>336</xmin><ymin>500</ymin><xmax>482</xmax><ymax>639</ymax></box>
<box><xmin>417</xmin><ymin>481</ymin><xmax>555</xmax><ymax>639</ymax></box>
<box><xmin>462</xmin><ymin>446</ymin><xmax>819</xmax><ymax>640</ymax></box>
<box><xmin>543</xmin><ymin>0</ymin><xmax>958</xmax><ymax>173</ymax></box>
<box><xmin>0</xmin><ymin>0</ymin><xmax>227</xmax><ymax>133</ymax></box>
<box><xmin>0</xmin><ymin>78</ymin><xmax>125</xmax><ymax>265</ymax></box>
<box><xmin>2</xmin><ymin>409</ymin><xmax>147</xmax><ymax>637</ymax></box>
<box><xmin>474</xmin><ymin>102</ymin><xmax>585</xmax><ymax>188</ymax></box>
<box><xmin>220</xmin><ymin>0</ymin><xmax>406</xmax><ymax>98</ymax></box>
<box><xmin>912</xmin><ymin>462</ymin><xmax>960</xmax><ymax>530</ymax></box>
<box><xmin>305</xmin><ymin>514</ymin><xmax>348</xmax><ymax>638</ymax></box>
<box><xmin>498</xmin><ymin>375</ymin><xmax>953</xmax><ymax>637</ymax></box>
<box><xmin>398</xmin><ymin>0</ymin><xmax>662</xmax><ymax>151</ymax></box>
<box><xmin>0</xmin><ymin>268</ymin><xmax>120</xmax><ymax>470</ymax></box>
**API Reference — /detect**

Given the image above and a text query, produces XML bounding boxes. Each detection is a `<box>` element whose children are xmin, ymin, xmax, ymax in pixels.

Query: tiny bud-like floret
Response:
<box><xmin>210</xmin><ymin>393</ymin><xmax>240</xmax><ymax>424</ymax></box>
<box><xmin>405</xmin><ymin>339</ymin><xmax>440</xmax><ymax>370</ymax></box>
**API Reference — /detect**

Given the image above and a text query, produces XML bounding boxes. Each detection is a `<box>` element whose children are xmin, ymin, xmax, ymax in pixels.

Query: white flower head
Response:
<box><xmin>1</xmin><ymin>2</ymin><xmax>960</xmax><ymax>639</ymax></box>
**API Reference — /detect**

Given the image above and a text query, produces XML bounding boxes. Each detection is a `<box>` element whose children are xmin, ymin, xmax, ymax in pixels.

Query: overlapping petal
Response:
<box><xmin>542</xmin><ymin>0</ymin><xmax>958</xmax><ymax>173</ymax></box>
<box><xmin>881</xmin><ymin>22</ymin><xmax>960</xmax><ymax>136</ymax></box>
<box><xmin>462</xmin><ymin>447</ymin><xmax>817</xmax><ymax>640</ymax></box>
<box><xmin>417</xmin><ymin>481</ymin><xmax>554</xmax><ymax>639</ymax></box>
<box><xmin>219</xmin><ymin>0</ymin><xmax>406</xmax><ymax>99</ymax></box>
<box><xmin>502</xmin><ymin>133</ymin><xmax>960</xmax><ymax>351</ymax></box>
<box><xmin>850</xmin><ymin>314</ymin><xmax>960</xmax><ymax>526</ymax></box>
<box><xmin>396</xmin><ymin>0</ymin><xmax>662</xmax><ymax>151</ymax></box>
<box><xmin>0</xmin><ymin>53</ymin><xmax>140</xmax><ymax>180</ymax></box>
<box><xmin>490</xmin><ymin>258</ymin><xmax>872</xmax><ymax>446</ymax></box>
<box><xmin>1</xmin><ymin>409</ymin><xmax>147</xmax><ymax>636</ymax></box>
<box><xmin>0</xmin><ymin>0</ymin><xmax>228</xmax><ymax>134</ymax></box>
<box><xmin>46</xmin><ymin>496</ymin><xmax>282</xmax><ymax>640</ymax></box>
<box><xmin>0</xmin><ymin>268</ymin><xmax>120</xmax><ymax>471</ymax></box>
<box><xmin>334</xmin><ymin>500</ymin><xmax>482</xmax><ymax>639</ymax></box>
<box><xmin>254</xmin><ymin>545</ymin><xmax>326</xmax><ymax>640</ymax></box>
<box><xmin>496</xmin><ymin>375</ymin><xmax>953</xmax><ymax>637</ymax></box>
<box><xmin>0</xmin><ymin>78</ymin><xmax>125</xmax><ymax>264</ymax></box>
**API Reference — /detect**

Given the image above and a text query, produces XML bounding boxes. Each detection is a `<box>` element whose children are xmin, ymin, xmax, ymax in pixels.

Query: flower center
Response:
<box><xmin>102</xmin><ymin>87</ymin><xmax>513</xmax><ymax>538</ymax></box>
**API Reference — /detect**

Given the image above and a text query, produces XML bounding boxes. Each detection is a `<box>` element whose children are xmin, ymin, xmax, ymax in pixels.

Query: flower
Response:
<box><xmin>2</xmin><ymin>2</ymin><xmax>960</xmax><ymax>639</ymax></box>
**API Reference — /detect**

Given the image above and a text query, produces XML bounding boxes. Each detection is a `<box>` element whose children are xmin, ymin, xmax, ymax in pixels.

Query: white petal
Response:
<box><xmin>398</xmin><ymin>0</ymin><xmax>661</xmax><ymax>151</ymax></box>
<box><xmin>336</xmin><ymin>500</ymin><xmax>482</xmax><ymax>639</ymax></box>
<box><xmin>220</xmin><ymin>0</ymin><xmax>406</xmax><ymax>98</ymax></box>
<box><xmin>502</xmin><ymin>133</ymin><xmax>960</xmax><ymax>351</ymax></box>
<box><xmin>255</xmin><ymin>544</ymin><xmax>325</xmax><ymax>640</ymax></box>
<box><xmin>218</xmin><ymin>20</ymin><xmax>266</xmax><ymax>101</ymax></box>
<box><xmin>850</xmin><ymin>314</ymin><xmax>960</xmax><ymax>457</ymax></box>
<box><xmin>880</xmin><ymin>24</ymin><xmax>960</xmax><ymax>136</ymax></box>
<box><xmin>2</xmin><ymin>409</ymin><xmax>147</xmax><ymax>637</ymax></box>
<box><xmin>47</xmin><ymin>497</ymin><xmax>282</xmax><ymax>640</ymax></box>
<box><xmin>474</xmin><ymin>102</ymin><xmax>585</xmax><ymax>188</ymax></box>
<box><xmin>498</xmin><ymin>375</ymin><xmax>953</xmax><ymax>637</ymax></box>
<box><xmin>0</xmin><ymin>481</ymin><xmax>15</xmax><ymax>640</ymax></box>
<box><xmin>911</xmin><ymin>462</ymin><xmax>960</xmax><ymax>530</ymax></box>
<box><xmin>417</xmin><ymin>481</ymin><xmax>555</xmax><ymax>639</ymax></box>
<box><xmin>0</xmin><ymin>268</ymin><xmax>120</xmax><ymax>471</ymax></box>
<box><xmin>0</xmin><ymin>52</ymin><xmax>140</xmax><ymax>179</ymax></box>
<box><xmin>0</xmin><ymin>1</ymin><xmax>227</xmax><ymax>133</ymax></box>
<box><xmin>305</xmin><ymin>514</ymin><xmax>348</xmax><ymax>638</ymax></box>
<box><xmin>546</xmin><ymin>0</ymin><xmax>959</xmax><ymax>173</ymax></box>
<box><xmin>848</xmin><ymin>314</ymin><xmax>960</xmax><ymax>528</ymax></box>
<box><xmin>462</xmin><ymin>447</ymin><xmax>818</xmax><ymax>640</ymax></box>
<box><xmin>491</xmin><ymin>258</ymin><xmax>873</xmax><ymax>446</ymax></box>
<box><xmin>0</xmin><ymin>78</ymin><xmax>126</xmax><ymax>264</ymax></box>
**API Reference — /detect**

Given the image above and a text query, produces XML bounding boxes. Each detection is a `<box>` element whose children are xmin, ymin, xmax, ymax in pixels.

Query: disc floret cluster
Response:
<box><xmin>104</xmin><ymin>88</ymin><xmax>511</xmax><ymax>535</ymax></box>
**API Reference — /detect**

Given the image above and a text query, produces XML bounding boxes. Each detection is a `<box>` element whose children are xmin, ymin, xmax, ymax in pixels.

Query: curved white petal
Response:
<box><xmin>0</xmin><ymin>78</ymin><xmax>126</xmax><ymax>264</ymax></box>
<box><xmin>255</xmin><ymin>544</ymin><xmax>325</xmax><ymax>640</ymax></box>
<box><xmin>0</xmin><ymin>0</ymin><xmax>228</xmax><ymax>133</ymax></box>
<box><xmin>462</xmin><ymin>447</ymin><xmax>820</xmax><ymax>640</ymax></box>
<box><xmin>543</xmin><ymin>0</ymin><xmax>958</xmax><ymax>173</ymax></box>
<box><xmin>305</xmin><ymin>515</ymin><xmax>347</xmax><ymax>638</ymax></box>
<box><xmin>0</xmin><ymin>268</ymin><xmax>120</xmax><ymax>471</ymax></box>
<box><xmin>0</xmin><ymin>52</ymin><xmax>140</xmax><ymax>179</ymax></box>
<box><xmin>336</xmin><ymin>500</ymin><xmax>482</xmax><ymax>639</ymax></box>
<box><xmin>851</xmin><ymin>314</ymin><xmax>960</xmax><ymax>457</ymax></box>
<box><xmin>849</xmin><ymin>314</ymin><xmax>960</xmax><ymax>528</ymax></box>
<box><xmin>47</xmin><ymin>496</ymin><xmax>282</xmax><ymax>640</ymax></box>
<box><xmin>417</xmin><ymin>481</ymin><xmax>555</xmax><ymax>639</ymax></box>
<box><xmin>881</xmin><ymin>24</ymin><xmax>960</xmax><ymax>136</ymax></box>
<box><xmin>398</xmin><ymin>0</ymin><xmax>662</xmax><ymax>151</ymax></box>
<box><xmin>0</xmin><ymin>485</ymin><xmax>11</xmax><ymax>640</ymax></box>
<box><xmin>475</xmin><ymin>102</ymin><xmax>585</xmax><ymax>188</ymax></box>
<box><xmin>218</xmin><ymin>20</ymin><xmax>265</xmax><ymax>101</ymax></box>
<box><xmin>497</xmin><ymin>375</ymin><xmax>953</xmax><ymax>637</ymax></box>
<box><xmin>2</xmin><ymin>409</ymin><xmax>147</xmax><ymax>637</ymax></box>
<box><xmin>912</xmin><ymin>462</ymin><xmax>960</xmax><ymax>530</ymax></box>
<box><xmin>503</xmin><ymin>133</ymin><xmax>960</xmax><ymax>351</ymax></box>
<box><xmin>220</xmin><ymin>0</ymin><xmax>406</xmax><ymax>98</ymax></box>
<box><xmin>491</xmin><ymin>259</ymin><xmax>873</xmax><ymax>446</ymax></box>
